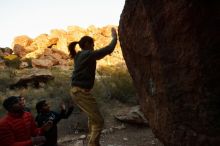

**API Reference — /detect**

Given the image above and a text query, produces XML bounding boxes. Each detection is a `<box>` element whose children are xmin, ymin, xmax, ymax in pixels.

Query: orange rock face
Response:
<box><xmin>12</xmin><ymin>26</ymin><xmax>124</xmax><ymax>68</ymax></box>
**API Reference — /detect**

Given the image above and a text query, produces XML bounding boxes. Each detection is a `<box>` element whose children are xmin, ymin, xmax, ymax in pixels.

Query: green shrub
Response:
<box><xmin>94</xmin><ymin>65</ymin><xmax>137</xmax><ymax>104</ymax></box>
<box><xmin>4</xmin><ymin>55</ymin><xmax>21</xmax><ymax>69</ymax></box>
<box><xmin>0</xmin><ymin>65</ymin><xmax>137</xmax><ymax>116</ymax></box>
<box><xmin>0</xmin><ymin>68</ymin><xmax>16</xmax><ymax>91</ymax></box>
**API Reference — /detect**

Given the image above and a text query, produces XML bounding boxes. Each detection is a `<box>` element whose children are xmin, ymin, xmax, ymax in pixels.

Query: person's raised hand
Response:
<box><xmin>60</xmin><ymin>101</ymin><xmax>66</xmax><ymax>111</ymax></box>
<box><xmin>111</xmin><ymin>27</ymin><xmax>117</xmax><ymax>39</ymax></box>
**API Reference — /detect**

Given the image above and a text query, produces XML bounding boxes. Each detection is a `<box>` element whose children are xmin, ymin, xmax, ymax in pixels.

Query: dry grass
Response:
<box><xmin>95</xmin><ymin>65</ymin><xmax>137</xmax><ymax>104</ymax></box>
<box><xmin>0</xmin><ymin>65</ymin><xmax>137</xmax><ymax>116</ymax></box>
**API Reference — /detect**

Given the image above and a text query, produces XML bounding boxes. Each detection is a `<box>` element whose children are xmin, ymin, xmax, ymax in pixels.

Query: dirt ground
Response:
<box><xmin>58</xmin><ymin>123</ymin><xmax>163</xmax><ymax>146</ymax></box>
<box><xmin>57</xmin><ymin>100</ymin><xmax>164</xmax><ymax>146</ymax></box>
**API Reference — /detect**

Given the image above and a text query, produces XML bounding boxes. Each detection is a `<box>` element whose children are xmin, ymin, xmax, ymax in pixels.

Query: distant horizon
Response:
<box><xmin>0</xmin><ymin>0</ymin><xmax>125</xmax><ymax>47</ymax></box>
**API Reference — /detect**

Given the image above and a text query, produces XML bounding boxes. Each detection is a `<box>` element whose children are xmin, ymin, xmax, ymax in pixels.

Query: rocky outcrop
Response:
<box><xmin>114</xmin><ymin>105</ymin><xmax>149</xmax><ymax>125</ymax></box>
<box><xmin>12</xmin><ymin>25</ymin><xmax>124</xmax><ymax>69</ymax></box>
<box><xmin>119</xmin><ymin>0</ymin><xmax>220</xmax><ymax>146</ymax></box>
<box><xmin>12</xmin><ymin>35</ymin><xmax>33</xmax><ymax>57</ymax></box>
<box><xmin>10</xmin><ymin>69</ymin><xmax>54</xmax><ymax>89</ymax></box>
<box><xmin>0</xmin><ymin>47</ymin><xmax>13</xmax><ymax>56</ymax></box>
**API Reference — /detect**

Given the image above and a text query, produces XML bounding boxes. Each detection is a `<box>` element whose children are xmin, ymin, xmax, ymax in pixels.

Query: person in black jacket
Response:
<box><xmin>68</xmin><ymin>27</ymin><xmax>117</xmax><ymax>146</ymax></box>
<box><xmin>35</xmin><ymin>100</ymin><xmax>73</xmax><ymax>146</ymax></box>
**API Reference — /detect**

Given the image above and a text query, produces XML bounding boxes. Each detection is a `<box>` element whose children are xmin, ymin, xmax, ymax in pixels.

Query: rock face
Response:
<box><xmin>10</xmin><ymin>69</ymin><xmax>54</xmax><ymax>89</ymax></box>
<box><xmin>119</xmin><ymin>0</ymin><xmax>219</xmax><ymax>146</ymax></box>
<box><xmin>114</xmin><ymin>105</ymin><xmax>149</xmax><ymax>125</ymax></box>
<box><xmin>11</xmin><ymin>26</ymin><xmax>124</xmax><ymax>69</ymax></box>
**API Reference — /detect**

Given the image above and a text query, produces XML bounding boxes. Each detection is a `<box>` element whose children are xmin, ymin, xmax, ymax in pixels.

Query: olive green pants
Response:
<box><xmin>70</xmin><ymin>87</ymin><xmax>104</xmax><ymax>146</ymax></box>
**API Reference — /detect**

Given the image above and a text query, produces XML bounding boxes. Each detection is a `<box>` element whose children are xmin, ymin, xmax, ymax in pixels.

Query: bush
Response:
<box><xmin>4</xmin><ymin>55</ymin><xmax>21</xmax><ymax>69</ymax></box>
<box><xmin>94</xmin><ymin>65</ymin><xmax>137</xmax><ymax>104</ymax></box>
<box><xmin>0</xmin><ymin>68</ymin><xmax>16</xmax><ymax>91</ymax></box>
<box><xmin>0</xmin><ymin>65</ymin><xmax>137</xmax><ymax>116</ymax></box>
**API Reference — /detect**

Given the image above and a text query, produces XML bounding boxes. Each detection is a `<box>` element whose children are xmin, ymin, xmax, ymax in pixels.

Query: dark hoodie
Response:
<box><xmin>35</xmin><ymin>108</ymin><xmax>73</xmax><ymax>146</ymax></box>
<box><xmin>71</xmin><ymin>36</ymin><xmax>117</xmax><ymax>89</ymax></box>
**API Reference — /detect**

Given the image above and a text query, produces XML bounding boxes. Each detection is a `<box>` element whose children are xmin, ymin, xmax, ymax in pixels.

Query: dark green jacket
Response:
<box><xmin>71</xmin><ymin>37</ymin><xmax>117</xmax><ymax>89</ymax></box>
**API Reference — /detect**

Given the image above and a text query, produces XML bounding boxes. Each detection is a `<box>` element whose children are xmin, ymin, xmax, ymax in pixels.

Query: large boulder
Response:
<box><xmin>119</xmin><ymin>0</ymin><xmax>219</xmax><ymax>146</ymax></box>
<box><xmin>114</xmin><ymin>105</ymin><xmax>149</xmax><ymax>125</ymax></box>
<box><xmin>10</xmin><ymin>69</ymin><xmax>54</xmax><ymax>89</ymax></box>
<box><xmin>12</xmin><ymin>35</ymin><xmax>33</xmax><ymax>57</ymax></box>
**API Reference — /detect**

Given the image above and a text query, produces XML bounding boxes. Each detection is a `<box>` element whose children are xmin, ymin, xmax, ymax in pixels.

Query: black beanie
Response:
<box><xmin>3</xmin><ymin>96</ymin><xmax>19</xmax><ymax>111</ymax></box>
<box><xmin>36</xmin><ymin>100</ymin><xmax>46</xmax><ymax>113</ymax></box>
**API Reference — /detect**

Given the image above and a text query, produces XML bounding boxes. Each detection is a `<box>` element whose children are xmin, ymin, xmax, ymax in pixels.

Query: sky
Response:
<box><xmin>0</xmin><ymin>0</ymin><xmax>125</xmax><ymax>47</ymax></box>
